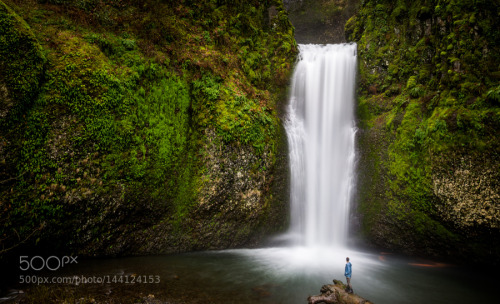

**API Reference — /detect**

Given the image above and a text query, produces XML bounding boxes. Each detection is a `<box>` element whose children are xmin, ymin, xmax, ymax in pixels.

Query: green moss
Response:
<box><xmin>0</xmin><ymin>0</ymin><xmax>50</xmax><ymax>254</ymax></box>
<box><xmin>351</xmin><ymin>0</ymin><xmax>499</xmax><ymax>260</ymax></box>
<box><xmin>0</xmin><ymin>0</ymin><xmax>46</xmax><ymax>112</ymax></box>
<box><xmin>1</xmin><ymin>0</ymin><xmax>296</xmax><ymax>256</ymax></box>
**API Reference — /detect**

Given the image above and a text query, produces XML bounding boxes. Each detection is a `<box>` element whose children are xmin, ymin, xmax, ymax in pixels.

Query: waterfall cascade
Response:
<box><xmin>285</xmin><ymin>43</ymin><xmax>358</xmax><ymax>247</ymax></box>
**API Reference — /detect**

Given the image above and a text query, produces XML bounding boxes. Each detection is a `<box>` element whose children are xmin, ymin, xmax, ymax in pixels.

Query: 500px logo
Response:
<box><xmin>20</xmin><ymin>256</ymin><xmax>78</xmax><ymax>271</ymax></box>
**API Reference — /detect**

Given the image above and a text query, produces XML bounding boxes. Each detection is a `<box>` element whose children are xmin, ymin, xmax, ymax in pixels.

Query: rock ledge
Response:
<box><xmin>307</xmin><ymin>280</ymin><xmax>373</xmax><ymax>304</ymax></box>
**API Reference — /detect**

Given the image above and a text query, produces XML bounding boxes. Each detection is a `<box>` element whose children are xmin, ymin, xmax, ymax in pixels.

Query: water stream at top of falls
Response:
<box><xmin>285</xmin><ymin>43</ymin><xmax>358</xmax><ymax>247</ymax></box>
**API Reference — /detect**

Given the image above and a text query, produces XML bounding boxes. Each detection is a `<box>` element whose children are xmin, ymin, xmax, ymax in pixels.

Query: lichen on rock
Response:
<box><xmin>308</xmin><ymin>280</ymin><xmax>374</xmax><ymax>304</ymax></box>
<box><xmin>433</xmin><ymin>154</ymin><xmax>500</xmax><ymax>231</ymax></box>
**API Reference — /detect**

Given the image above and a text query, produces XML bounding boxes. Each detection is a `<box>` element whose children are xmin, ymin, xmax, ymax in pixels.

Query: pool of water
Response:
<box><xmin>6</xmin><ymin>246</ymin><xmax>496</xmax><ymax>303</ymax></box>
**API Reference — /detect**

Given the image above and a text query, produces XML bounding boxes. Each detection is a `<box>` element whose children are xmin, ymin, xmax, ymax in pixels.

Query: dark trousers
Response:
<box><xmin>346</xmin><ymin>277</ymin><xmax>352</xmax><ymax>290</ymax></box>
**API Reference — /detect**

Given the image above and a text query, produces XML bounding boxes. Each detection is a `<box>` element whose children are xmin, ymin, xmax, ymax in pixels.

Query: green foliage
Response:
<box><xmin>486</xmin><ymin>85</ymin><xmax>500</xmax><ymax>105</ymax></box>
<box><xmin>405</xmin><ymin>76</ymin><xmax>417</xmax><ymax>90</ymax></box>
<box><xmin>0</xmin><ymin>0</ymin><xmax>296</xmax><ymax>255</ymax></box>
<box><xmin>351</xmin><ymin>0</ymin><xmax>500</xmax><ymax>255</ymax></box>
<box><xmin>191</xmin><ymin>72</ymin><xmax>278</xmax><ymax>153</ymax></box>
<box><xmin>0</xmin><ymin>0</ymin><xmax>50</xmax><ymax>254</ymax></box>
<box><xmin>0</xmin><ymin>1</ymin><xmax>46</xmax><ymax>114</ymax></box>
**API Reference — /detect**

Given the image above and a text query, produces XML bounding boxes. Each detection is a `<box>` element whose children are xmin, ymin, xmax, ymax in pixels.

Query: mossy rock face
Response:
<box><xmin>349</xmin><ymin>0</ymin><xmax>499</xmax><ymax>263</ymax></box>
<box><xmin>0</xmin><ymin>1</ymin><xmax>46</xmax><ymax>113</ymax></box>
<box><xmin>0</xmin><ymin>0</ymin><xmax>46</xmax><ymax>192</ymax></box>
<box><xmin>0</xmin><ymin>0</ymin><xmax>296</xmax><ymax>259</ymax></box>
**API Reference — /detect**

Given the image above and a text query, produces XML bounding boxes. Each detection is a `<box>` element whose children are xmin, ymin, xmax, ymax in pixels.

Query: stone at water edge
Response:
<box><xmin>307</xmin><ymin>285</ymin><xmax>337</xmax><ymax>304</ymax></box>
<box><xmin>307</xmin><ymin>280</ymin><xmax>374</xmax><ymax>304</ymax></box>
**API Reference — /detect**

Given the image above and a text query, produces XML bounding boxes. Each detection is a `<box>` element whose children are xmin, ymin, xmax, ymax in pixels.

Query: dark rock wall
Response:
<box><xmin>0</xmin><ymin>0</ymin><xmax>296</xmax><ymax>259</ymax></box>
<box><xmin>347</xmin><ymin>0</ymin><xmax>499</xmax><ymax>263</ymax></box>
<box><xmin>285</xmin><ymin>0</ymin><xmax>360</xmax><ymax>44</ymax></box>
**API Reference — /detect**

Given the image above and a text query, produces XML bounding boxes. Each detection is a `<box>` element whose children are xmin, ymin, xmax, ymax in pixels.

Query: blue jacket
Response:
<box><xmin>345</xmin><ymin>262</ymin><xmax>352</xmax><ymax>278</ymax></box>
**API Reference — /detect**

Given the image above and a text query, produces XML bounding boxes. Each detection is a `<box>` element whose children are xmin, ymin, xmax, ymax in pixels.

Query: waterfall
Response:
<box><xmin>285</xmin><ymin>44</ymin><xmax>357</xmax><ymax>247</ymax></box>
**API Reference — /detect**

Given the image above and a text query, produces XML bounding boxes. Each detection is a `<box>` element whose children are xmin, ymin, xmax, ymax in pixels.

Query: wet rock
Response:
<box><xmin>0</xmin><ymin>82</ymin><xmax>12</xmax><ymax>119</ymax></box>
<box><xmin>285</xmin><ymin>0</ymin><xmax>359</xmax><ymax>44</ymax></box>
<box><xmin>307</xmin><ymin>280</ymin><xmax>373</xmax><ymax>304</ymax></box>
<box><xmin>141</xmin><ymin>294</ymin><xmax>170</xmax><ymax>304</ymax></box>
<box><xmin>433</xmin><ymin>154</ymin><xmax>500</xmax><ymax>231</ymax></box>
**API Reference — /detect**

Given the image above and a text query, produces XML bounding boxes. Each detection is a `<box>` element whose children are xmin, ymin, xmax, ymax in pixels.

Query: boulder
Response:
<box><xmin>307</xmin><ymin>280</ymin><xmax>373</xmax><ymax>304</ymax></box>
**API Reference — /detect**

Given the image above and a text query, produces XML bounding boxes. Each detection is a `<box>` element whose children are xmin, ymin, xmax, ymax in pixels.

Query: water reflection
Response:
<box><xmin>9</xmin><ymin>247</ymin><xmax>493</xmax><ymax>304</ymax></box>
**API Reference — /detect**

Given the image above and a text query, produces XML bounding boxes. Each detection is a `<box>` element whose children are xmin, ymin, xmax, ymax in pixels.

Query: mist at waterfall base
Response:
<box><xmin>34</xmin><ymin>248</ymin><xmax>496</xmax><ymax>304</ymax></box>
<box><xmin>4</xmin><ymin>45</ymin><xmax>497</xmax><ymax>304</ymax></box>
<box><xmin>228</xmin><ymin>43</ymin><xmax>363</xmax><ymax>297</ymax></box>
<box><xmin>163</xmin><ymin>43</ymin><xmax>495</xmax><ymax>303</ymax></box>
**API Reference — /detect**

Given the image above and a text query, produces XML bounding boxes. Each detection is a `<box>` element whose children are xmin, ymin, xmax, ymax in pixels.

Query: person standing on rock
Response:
<box><xmin>345</xmin><ymin>257</ymin><xmax>353</xmax><ymax>294</ymax></box>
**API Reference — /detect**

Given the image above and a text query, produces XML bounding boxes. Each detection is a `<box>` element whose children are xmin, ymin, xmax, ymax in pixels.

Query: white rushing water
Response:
<box><xmin>227</xmin><ymin>43</ymin><xmax>387</xmax><ymax>301</ymax></box>
<box><xmin>231</xmin><ymin>43</ymin><xmax>362</xmax><ymax>280</ymax></box>
<box><xmin>33</xmin><ymin>43</ymin><xmax>497</xmax><ymax>304</ymax></box>
<box><xmin>285</xmin><ymin>43</ymin><xmax>358</xmax><ymax>247</ymax></box>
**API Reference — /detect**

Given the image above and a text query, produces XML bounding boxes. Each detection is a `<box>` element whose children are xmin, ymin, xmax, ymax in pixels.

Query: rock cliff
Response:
<box><xmin>347</xmin><ymin>0</ymin><xmax>499</xmax><ymax>263</ymax></box>
<box><xmin>0</xmin><ymin>0</ymin><xmax>296</xmax><ymax>260</ymax></box>
<box><xmin>285</xmin><ymin>0</ymin><xmax>359</xmax><ymax>43</ymax></box>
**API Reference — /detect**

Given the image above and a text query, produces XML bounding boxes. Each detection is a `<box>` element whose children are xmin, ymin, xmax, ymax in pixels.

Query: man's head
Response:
<box><xmin>346</xmin><ymin>257</ymin><xmax>350</xmax><ymax>262</ymax></box>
